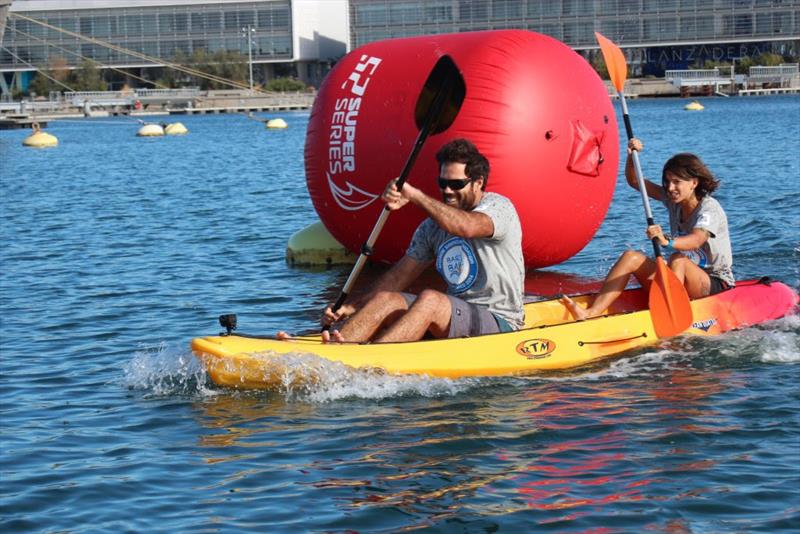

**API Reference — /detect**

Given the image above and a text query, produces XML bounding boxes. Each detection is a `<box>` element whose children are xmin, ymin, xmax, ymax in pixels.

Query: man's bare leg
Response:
<box><xmin>330</xmin><ymin>291</ymin><xmax>412</xmax><ymax>343</ymax></box>
<box><xmin>374</xmin><ymin>289</ymin><xmax>452</xmax><ymax>343</ymax></box>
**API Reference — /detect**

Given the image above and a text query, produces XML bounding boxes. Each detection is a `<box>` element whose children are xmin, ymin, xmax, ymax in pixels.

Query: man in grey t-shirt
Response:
<box><xmin>319</xmin><ymin>138</ymin><xmax>525</xmax><ymax>343</ymax></box>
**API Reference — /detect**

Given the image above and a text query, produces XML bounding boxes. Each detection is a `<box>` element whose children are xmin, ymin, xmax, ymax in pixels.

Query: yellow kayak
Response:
<box><xmin>192</xmin><ymin>279</ymin><xmax>797</xmax><ymax>389</ymax></box>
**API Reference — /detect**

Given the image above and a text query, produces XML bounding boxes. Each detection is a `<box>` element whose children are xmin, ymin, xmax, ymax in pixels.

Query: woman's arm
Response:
<box><xmin>647</xmin><ymin>225</ymin><xmax>709</xmax><ymax>250</ymax></box>
<box><xmin>625</xmin><ymin>138</ymin><xmax>665</xmax><ymax>202</ymax></box>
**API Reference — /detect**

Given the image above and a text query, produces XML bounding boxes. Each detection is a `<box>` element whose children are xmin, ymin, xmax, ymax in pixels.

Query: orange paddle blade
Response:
<box><xmin>649</xmin><ymin>258</ymin><xmax>694</xmax><ymax>338</ymax></box>
<box><xmin>595</xmin><ymin>32</ymin><xmax>627</xmax><ymax>93</ymax></box>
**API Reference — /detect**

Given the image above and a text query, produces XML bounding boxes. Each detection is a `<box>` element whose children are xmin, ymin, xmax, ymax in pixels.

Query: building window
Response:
<box><xmin>159</xmin><ymin>13</ymin><xmax>175</xmax><ymax>33</ymax></box>
<box><xmin>390</xmin><ymin>2</ymin><xmax>422</xmax><ymax>25</ymax></box>
<box><xmin>206</xmin><ymin>12</ymin><xmax>222</xmax><ymax>31</ymax></box>
<box><xmin>354</xmin><ymin>5</ymin><xmax>388</xmax><ymax>26</ymax></box>
<box><xmin>773</xmin><ymin>10</ymin><xmax>792</xmax><ymax>34</ymax></box>
<box><xmin>680</xmin><ymin>16</ymin><xmax>697</xmax><ymax>39</ymax></box>
<box><xmin>175</xmin><ymin>13</ymin><xmax>188</xmax><ymax>32</ymax></box>
<box><xmin>142</xmin><ymin>14</ymin><xmax>158</xmax><ymax>36</ymax></box>
<box><xmin>191</xmin><ymin>12</ymin><xmax>205</xmax><ymax>31</ymax></box>
<box><xmin>734</xmin><ymin>14</ymin><xmax>753</xmax><ymax>35</ymax></box>
<box><xmin>459</xmin><ymin>0</ymin><xmax>488</xmax><ymax>21</ymax></box>
<box><xmin>125</xmin><ymin>15</ymin><xmax>143</xmax><ymax>36</ymax></box>
<box><xmin>424</xmin><ymin>2</ymin><xmax>453</xmax><ymax>23</ymax></box>
<box><xmin>273</xmin><ymin>6</ymin><xmax>290</xmax><ymax>28</ymax></box>
<box><xmin>79</xmin><ymin>16</ymin><xmax>92</xmax><ymax>36</ymax></box>
<box><xmin>493</xmin><ymin>0</ymin><xmax>524</xmax><ymax>20</ymax></box>
<box><xmin>224</xmin><ymin>11</ymin><xmax>239</xmax><ymax>30</ymax></box>
<box><xmin>239</xmin><ymin>10</ymin><xmax>255</xmax><ymax>28</ymax></box>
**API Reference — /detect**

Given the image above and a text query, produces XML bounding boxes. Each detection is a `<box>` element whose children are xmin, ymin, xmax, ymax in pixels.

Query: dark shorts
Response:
<box><xmin>401</xmin><ymin>293</ymin><xmax>512</xmax><ymax>338</ymax></box>
<box><xmin>709</xmin><ymin>276</ymin><xmax>731</xmax><ymax>296</ymax></box>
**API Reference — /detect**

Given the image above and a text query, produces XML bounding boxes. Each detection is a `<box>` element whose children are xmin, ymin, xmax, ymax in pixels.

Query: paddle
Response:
<box><xmin>325</xmin><ymin>55</ymin><xmax>467</xmax><ymax>328</ymax></box>
<box><xmin>595</xmin><ymin>32</ymin><xmax>693</xmax><ymax>338</ymax></box>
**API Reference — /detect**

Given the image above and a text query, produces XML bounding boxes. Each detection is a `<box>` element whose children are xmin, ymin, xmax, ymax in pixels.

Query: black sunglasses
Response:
<box><xmin>437</xmin><ymin>177</ymin><xmax>472</xmax><ymax>191</ymax></box>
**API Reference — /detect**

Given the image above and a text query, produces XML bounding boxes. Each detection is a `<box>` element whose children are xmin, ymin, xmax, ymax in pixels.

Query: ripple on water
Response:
<box><xmin>2</xmin><ymin>103</ymin><xmax>799</xmax><ymax>531</ymax></box>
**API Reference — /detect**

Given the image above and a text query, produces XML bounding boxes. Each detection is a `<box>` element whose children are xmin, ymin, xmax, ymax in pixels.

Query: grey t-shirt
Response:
<box><xmin>664</xmin><ymin>195</ymin><xmax>734</xmax><ymax>286</ymax></box>
<box><xmin>405</xmin><ymin>192</ymin><xmax>525</xmax><ymax>329</ymax></box>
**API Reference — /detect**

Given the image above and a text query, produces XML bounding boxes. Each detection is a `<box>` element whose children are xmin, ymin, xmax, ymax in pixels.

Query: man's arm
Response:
<box><xmin>365</xmin><ymin>255</ymin><xmax>431</xmax><ymax>297</ymax></box>
<box><xmin>384</xmin><ymin>181</ymin><xmax>494</xmax><ymax>239</ymax></box>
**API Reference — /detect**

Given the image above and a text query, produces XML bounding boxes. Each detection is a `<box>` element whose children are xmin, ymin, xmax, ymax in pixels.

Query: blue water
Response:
<box><xmin>1</xmin><ymin>97</ymin><xmax>799</xmax><ymax>532</ymax></box>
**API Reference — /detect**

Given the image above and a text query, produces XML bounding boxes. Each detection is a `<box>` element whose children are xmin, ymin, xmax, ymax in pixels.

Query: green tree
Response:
<box><xmin>265</xmin><ymin>76</ymin><xmax>306</xmax><ymax>92</ymax></box>
<box><xmin>589</xmin><ymin>52</ymin><xmax>609</xmax><ymax>80</ymax></box>
<box><xmin>69</xmin><ymin>60</ymin><xmax>107</xmax><ymax>91</ymax></box>
<box><xmin>26</xmin><ymin>56</ymin><xmax>70</xmax><ymax>97</ymax></box>
<box><xmin>183</xmin><ymin>49</ymin><xmax>248</xmax><ymax>90</ymax></box>
<box><xmin>27</xmin><ymin>72</ymin><xmax>57</xmax><ymax>97</ymax></box>
<box><xmin>756</xmin><ymin>52</ymin><xmax>785</xmax><ymax>66</ymax></box>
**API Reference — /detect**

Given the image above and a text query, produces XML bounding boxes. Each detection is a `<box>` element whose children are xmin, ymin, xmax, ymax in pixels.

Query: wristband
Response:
<box><xmin>666</xmin><ymin>238</ymin><xmax>674</xmax><ymax>249</ymax></box>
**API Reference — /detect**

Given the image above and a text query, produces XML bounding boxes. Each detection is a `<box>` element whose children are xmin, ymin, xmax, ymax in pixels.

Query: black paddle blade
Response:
<box><xmin>413</xmin><ymin>55</ymin><xmax>466</xmax><ymax>135</ymax></box>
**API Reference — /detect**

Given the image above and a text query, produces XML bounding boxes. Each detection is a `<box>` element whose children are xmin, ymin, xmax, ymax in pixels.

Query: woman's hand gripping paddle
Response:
<box><xmin>324</xmin><ymin>55</ymin><xmax>467</xmax><ymax>330</ymax></box>
<box><xmin>595</xmin><ymin>32</ymin><xmax>693</xmax><ymax>338</ymax></box>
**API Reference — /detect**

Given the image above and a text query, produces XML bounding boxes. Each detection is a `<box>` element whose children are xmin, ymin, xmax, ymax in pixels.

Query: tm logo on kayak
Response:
<box><xmin>516</xmin><ymin>339</ymin><xmax>556</xmax><ymax>359</ymax></box>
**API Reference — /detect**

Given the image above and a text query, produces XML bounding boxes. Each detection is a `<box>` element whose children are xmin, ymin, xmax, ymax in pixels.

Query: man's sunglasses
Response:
<box><xmin>437</xmin><ymin>178</ymin><xmax>472</xmax><ymax>191</ymax></box>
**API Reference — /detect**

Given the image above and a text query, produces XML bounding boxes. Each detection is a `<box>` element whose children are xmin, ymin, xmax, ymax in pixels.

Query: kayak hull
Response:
<box><xmin>191</xmin><ymin>279</ymin><xmax>797</xmax><ymax>389</ymax></box>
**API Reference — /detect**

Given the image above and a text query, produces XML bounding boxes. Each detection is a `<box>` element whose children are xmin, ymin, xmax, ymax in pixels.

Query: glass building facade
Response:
<box><xmin>1</xmin><ymin>1</ymin><xmax>293</xmax><ymax>71</ymax></box>
<box><xmin>349</xmin><ymin>0</ymin><xmax>799</xmax><ymax>73</ymax></box>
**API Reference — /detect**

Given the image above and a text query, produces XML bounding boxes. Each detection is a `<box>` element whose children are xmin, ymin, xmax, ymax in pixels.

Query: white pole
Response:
<box><xmin>244</xmin><ymin>25</ymin><xmax>254</xmax><ymax>93</ymax></box>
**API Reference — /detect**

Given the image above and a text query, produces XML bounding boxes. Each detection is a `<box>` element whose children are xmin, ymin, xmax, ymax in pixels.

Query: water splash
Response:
<box><xmin>754</xmin><ymin>314</ymin><xmax>800</xmax><ymax>363</ymax></box>
<box><xmin>223</xmin><ymin>351</ymin><xmax>481</xmax><ymax>403</ymax></box>
<box><xmin>122</xmin><ymin>342</ymin><xmax>216</xmax><ymax>397</ymax></box>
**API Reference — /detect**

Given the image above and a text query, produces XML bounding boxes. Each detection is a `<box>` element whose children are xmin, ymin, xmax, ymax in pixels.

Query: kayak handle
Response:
<box><xmin>577</xmin><ymin>332</ymin><xmax>647</xmax><ymax>346</ymax></box>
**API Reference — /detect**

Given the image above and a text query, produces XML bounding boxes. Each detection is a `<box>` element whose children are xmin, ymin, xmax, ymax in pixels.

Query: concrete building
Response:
<box><xmin>2</xmin><ymin>0</ymin><xmax>798</xmax><ymax>97</ymax></box>
<box><xmin>1</xmin><ymin>0</ymin><xmax>348</xmax><ymax>95</ymax></box>
<box><xmin>348</xmin><ymin>0</ymin><xmax>799</xmax><ymax>76</ymax></box>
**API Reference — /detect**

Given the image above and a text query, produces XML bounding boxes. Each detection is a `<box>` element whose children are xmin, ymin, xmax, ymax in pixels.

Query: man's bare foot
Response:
<box><xmin>559</xmin><ymin>295</ymin><xmax>589</xmax><ymax>321</ymax></box>
<box><xmin>276</xmin><ymin>331</ymin><xmax>292</xmax><ymax>340</ymax></box>
<box><xmin>321</xmin><ymin>329</ymin><xmax>346</xmax><ymax>343</ymax></box>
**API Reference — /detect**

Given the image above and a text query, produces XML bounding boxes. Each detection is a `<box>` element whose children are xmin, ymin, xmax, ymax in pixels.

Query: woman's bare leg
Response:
<box><xmin>562</xmin><ymin>250</ymin><xmax>656</xmax><ymax>319</ymax></box>
<box><xmin>668</xmin><ymin>254</ymin><xmax>711</xmax><ymax>298</ymax></box>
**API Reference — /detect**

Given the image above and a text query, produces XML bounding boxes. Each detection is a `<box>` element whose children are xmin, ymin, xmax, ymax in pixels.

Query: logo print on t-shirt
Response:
<box><xmin>436</xmin><ymin>237</ymin><xmax>478</xmax><ymax>294</ymax></box>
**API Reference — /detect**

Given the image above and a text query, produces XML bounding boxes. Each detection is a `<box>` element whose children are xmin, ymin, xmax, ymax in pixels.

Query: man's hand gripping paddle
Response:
<box><xmin>323</xmin><ymin>55</ymin><xmax>467</xmax><ymax>331</ymax></box>
<box><xmin>595</xmin><ymin>32</ymin><xmax>693</xmax><ymax>338</ymax></box>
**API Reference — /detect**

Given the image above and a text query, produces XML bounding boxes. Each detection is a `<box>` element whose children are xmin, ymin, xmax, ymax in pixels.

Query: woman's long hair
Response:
<box><xmin>662</xmin><ymin>153</ymin><xmax>720</xmax><ymax>199</ymax></box>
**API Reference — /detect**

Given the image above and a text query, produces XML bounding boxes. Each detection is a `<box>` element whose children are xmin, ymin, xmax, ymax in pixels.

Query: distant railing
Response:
<box><xmin>63</xmin><ymin>87</ymin><xmax>202</xmax><ymax>103</ymax></box>
<box><xmin>0</xmin><ymin>100</ymin><xmax>63</xmax><ymax>113</ymax></box>
<box><xmin>134</xmin><ymin>87</ymin><xmax>201</xmax><ymax>98</ymax></box>
<box><xmin>665</xmin><ymin>69</ymin><xmax>721</xmax><ymax>81</ymax></box>
<box><xmin>664</xmin><ymin>68</ymin><xmax>741</xmax><ymax>88</ymax></box>
<box><xmin>748</xmin><ymin>64</ymin><xmax>800</xmax><ymax>84</ymax></box>
<box><xmin>749</xmin><ymin>64</ymin><xmax>799</xmax><ymax>77</ymax></box>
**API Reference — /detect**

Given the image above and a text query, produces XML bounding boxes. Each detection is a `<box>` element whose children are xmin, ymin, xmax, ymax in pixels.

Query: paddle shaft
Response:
<box><xmin>618</xmin><ymin>94</ymin><xmax>663</xmax><ymax>259</ymax></box>
<box><xmin>329</xmin><ymin>73</ymin><xmax>455</xmax><ymax>315</ymax></box>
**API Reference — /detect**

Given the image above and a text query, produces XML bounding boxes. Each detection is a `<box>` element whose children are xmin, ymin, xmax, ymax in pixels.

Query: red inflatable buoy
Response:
<box><xmin>305</xmin><ymin>30</ymin><xmax>618</xmax><ymax>268</ymax></box>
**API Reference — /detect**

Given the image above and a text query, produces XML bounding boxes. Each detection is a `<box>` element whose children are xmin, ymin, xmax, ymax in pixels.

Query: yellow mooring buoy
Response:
<box><xmin>266</xmin><ymin>118</ymin><xmax>288</xmax><ymax>129</ymax></box>
<box><xmin>164</xmin><ymin>122</ymin><xmax>188</xmax><ymax>135</ymax></box>
<box><xmin>286</xmin><ymin>221</ymin><xmax>353</xmax><ymax>267</ymax></box>
<box><xmin>137</xmin><ymin>123</ymin><xmax>164</xmax><ymax>137</ymax></box>
<box><xmin>22</xmin><ymin>123</ymin><xmax>58</xmax><ymax>147</ymax></box>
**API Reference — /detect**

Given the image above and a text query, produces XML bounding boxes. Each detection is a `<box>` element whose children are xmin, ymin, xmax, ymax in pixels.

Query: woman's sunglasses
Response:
<box><xmin>437</xmin><ymin>178</ymin><xmax>472</xmax><ymax>191</ymax></box>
